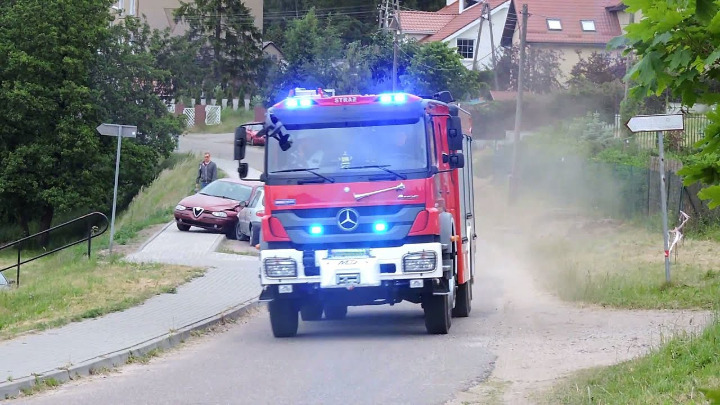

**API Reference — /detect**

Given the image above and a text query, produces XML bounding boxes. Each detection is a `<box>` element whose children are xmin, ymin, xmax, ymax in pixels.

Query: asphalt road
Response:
<box><xmin>16</xmin><ymin>298</ymin><xmax>496</xmax><ymax>405</ymax></box>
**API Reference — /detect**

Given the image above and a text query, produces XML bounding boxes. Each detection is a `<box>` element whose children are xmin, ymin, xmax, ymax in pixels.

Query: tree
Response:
<box><xmin>496</xmin><ymin>45</ymin><xmax>564</xmax><ymax>94</ymax></box>
<box><xmin>618</xmin><ymin>0</ymin><xmax>720</xmax><ymax>207</ymax></box>
<box><xmin>0</xmin><ymin>0</ymin><xmax>114</xmax><ymax>241</ymax></box>
<box><xmin>175</xmin><ymin>0</ymin><xmax>263</xmax><ymax>99</ymax></box>
<box><xmin>0</xmin><ymin>3</ymin><xmax>184</xmax><ymax>244</ymax></box>
<box><xmin>403</xmin><ymin>41</ymin><xmax>481</xmax><ymax>100</ymax></box>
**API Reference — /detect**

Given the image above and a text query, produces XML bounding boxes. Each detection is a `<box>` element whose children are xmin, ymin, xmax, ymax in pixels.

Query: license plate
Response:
<box><xmin>327</xmin><ymin>249</ymin><xmax>370</xmax><ymax>259</ymax></box>
<box><xmin>336</xmin><ymin>273</ymin><xmax>360</xmax><ymax>285</ymax></box>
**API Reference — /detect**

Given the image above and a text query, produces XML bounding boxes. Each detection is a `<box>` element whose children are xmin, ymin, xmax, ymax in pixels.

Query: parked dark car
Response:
<box><xmin>243</xmin><ymin>122</ymin><xmax>265</xmax><ymax>146</ymax></box>
<box><xmin>174</xmin><ymin>179</ymin><xmax>263</xmax><ymax>239</ymax></box>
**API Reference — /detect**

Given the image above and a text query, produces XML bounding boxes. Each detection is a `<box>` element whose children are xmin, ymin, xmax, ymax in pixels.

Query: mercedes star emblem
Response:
<box><xmin>336</xmin><ymin>208</ymin><xmax>359</xmax><ymax>231</ymax></box>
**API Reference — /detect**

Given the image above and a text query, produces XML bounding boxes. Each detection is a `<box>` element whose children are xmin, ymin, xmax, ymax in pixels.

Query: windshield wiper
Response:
<box><xmin>345</xmin><ymin>165</ymin><xmax>407</xmax><ymax>180</ymax></box>
<box><xmin>270</xmin><ymin>167</ymin><xmax>335</xmax><ymax>183</ymax></box>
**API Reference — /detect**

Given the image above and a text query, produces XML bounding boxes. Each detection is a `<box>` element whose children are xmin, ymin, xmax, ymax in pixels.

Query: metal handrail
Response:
<box><xmin>0</xmin><ymin>212</ymin><xmax>109</xmax><ymax>287</ymax></box>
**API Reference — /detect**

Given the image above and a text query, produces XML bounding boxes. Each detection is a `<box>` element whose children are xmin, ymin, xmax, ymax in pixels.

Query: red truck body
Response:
<box><xmin>235</xmin><ymin>90</ymin><xmax>476</xmax><ymax>337</ymax></box>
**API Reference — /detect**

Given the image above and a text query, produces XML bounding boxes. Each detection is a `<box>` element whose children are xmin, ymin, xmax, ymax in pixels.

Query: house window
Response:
<box><xmin>113</xmin><ymin>0</ymin><xmax>135</xmax><ymax>16</ymax></box>
<box><xmin>456</xmin><ymin>39</ymin><xmax>474</xmax><ymax>59</ymax></box>
<box><xmin>547</xmin><ymin>19</ymin><xmax>562</xmax><ymax>30</ymax></box>
<box><xmin>581</xmin><ymin>20</ymin><xmax>596</xmax><ymax>31</ymax></box>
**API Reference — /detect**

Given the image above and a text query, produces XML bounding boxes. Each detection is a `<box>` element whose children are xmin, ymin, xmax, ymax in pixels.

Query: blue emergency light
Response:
<box><xmin>373</xmin><ymin>221</ymin><xmax>388</xmax><ymax>233</ymax></box>
<box><xmin>379</xmin><ymin>93</ymin><xmax>407</xmax><ymax>104</ymax></box>
<box><xmin>309</xmin><ymin>224</ymin><xmax>324</xmax><ymax>235</ymax></box>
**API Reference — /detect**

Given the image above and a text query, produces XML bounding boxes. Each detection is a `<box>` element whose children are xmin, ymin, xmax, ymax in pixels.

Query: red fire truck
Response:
<box><xmin>234</xmin><ymin>89</ymin><xmax>476</xmax><ymax>337</ymax></box>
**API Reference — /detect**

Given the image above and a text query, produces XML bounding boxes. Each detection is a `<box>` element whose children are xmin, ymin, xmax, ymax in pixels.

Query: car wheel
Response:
<box><xmin>236</xmin><ymin>221</ymin><xmax>249</xmax><ymax>241</ymax></box>
<box><xmin>177</xmin><ymin>223</ymin><xmax>191</xmax><ymax>232</ymax></box>
<box><xmin>269</xmin><ymin>300</ymin><xmax>298</xmax><ymax>338</ymax></box>
<box><xmin>250</xmin><ymin>224</ymin><xmax>260</xmax><ymax>246</ymax></box>
<box><xmin>225</xmin><ymin>223</ymin><xmax>237</xmax><ymax>240</ymax></box>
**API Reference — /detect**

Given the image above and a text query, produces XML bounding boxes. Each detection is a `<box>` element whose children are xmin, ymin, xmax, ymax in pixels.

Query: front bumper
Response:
<box><xmin>174</xmin><ymin>211</ymin><xmax>236</xmax><ymax>231</ymax></box>
<box><xmin>259</xmin><ymin>242</ymin><xmax>443</xmax><ymax>287</ymax></box>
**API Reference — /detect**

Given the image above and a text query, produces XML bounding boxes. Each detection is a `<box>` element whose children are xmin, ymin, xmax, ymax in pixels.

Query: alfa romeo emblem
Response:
<box><xmin>193</xmin><ymin>207</ymin><xmax>204</xmax><ymax>218</ymax></box>
<box><xmin>336</xmin><ymin>208</ymin><xmax>359</xmax><ymax>231</ymax></box>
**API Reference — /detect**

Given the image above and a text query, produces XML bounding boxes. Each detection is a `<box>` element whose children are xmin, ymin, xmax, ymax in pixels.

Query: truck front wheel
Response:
<box><xmin>269</xmin><ymin>300</ymin><xmax>298</xmax><ymax>338</ymax></box>
<box><xmin>423</xmin><ymin>293</ymin><xmax>452</xmax><ymax>334</ymax></box>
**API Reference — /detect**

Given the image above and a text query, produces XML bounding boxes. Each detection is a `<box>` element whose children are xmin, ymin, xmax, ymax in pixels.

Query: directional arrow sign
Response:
<box><xmin>96</xmin><ymin>123</ymin><xmax>137</xmax><ymax>138</ymax></box>
<box><xmin>626</xmin><ymin>114</ymin><xmax>683</xmax><ymax>133</ymax></box>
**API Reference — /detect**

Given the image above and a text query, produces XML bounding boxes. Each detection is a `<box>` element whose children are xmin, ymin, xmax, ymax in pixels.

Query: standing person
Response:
<box><xmin>196</xmin><ymin>152</ymin><xmax>217</xmax><ymax>190</ymax></box>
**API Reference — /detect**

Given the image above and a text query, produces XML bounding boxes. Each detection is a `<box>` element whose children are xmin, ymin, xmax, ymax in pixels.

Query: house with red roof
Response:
<box><xmin>400</xmin><ymin>0</ymin><xmax>637</xmax><ymax>78</ymax></box>
<box><xmin>399</xmin><ymin>0</ymin><xmax>515</xmax><ymax>70</ymax></box>
<box><xmin>514</xmin><ymin>0</ymin><xmax>633</xmax><ymax>75</ymax></box>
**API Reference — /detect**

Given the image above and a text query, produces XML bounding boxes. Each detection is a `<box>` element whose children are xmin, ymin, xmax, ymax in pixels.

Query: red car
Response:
<box><xmin>243</xmin><ymin>122</ymin><xmax>265</xmax><ymax>146</ymax></box>
<box><xmin>174</xmin><ymin>178</ymin><xmax>263</xmax><ymax>239</ymax></box>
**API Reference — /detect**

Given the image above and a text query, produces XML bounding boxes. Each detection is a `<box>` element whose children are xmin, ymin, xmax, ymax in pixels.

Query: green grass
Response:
<box><xmin>546</xmin><ymin>319</ymin><xmax>720</xmax><ymax>404</ymax></box>
<box><xmin>0</xmin><ymin>152</ymin><xmax>206</xmax><ymax>341</ymax></box>
<box><xmin>189</xmin><ymin>108</ymin><xmax>254</xmax><ymax>134</ymax></box>
<box><xmin>531</xmin><ymin>226</ymin><xmax>720</xmax><ymax>310</ymax></box>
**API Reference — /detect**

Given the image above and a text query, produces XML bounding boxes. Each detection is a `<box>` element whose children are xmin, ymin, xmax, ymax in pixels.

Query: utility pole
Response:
<box><xmin>391</xmin><ymin>0</ymin><xmax>400</xmax><ymax>91</ymax></box>
<box><xmin>509</xmin><ymin>3</ymin><xmax>528</xmax><ymax>203</ymax></box>
<box><xmin>471</xmin><ymin>2</ymin><xmax>489</xmax><ymax>71</ymax></box>
<box><xmin>623</xmin><ymin>12</ymin><xmax>636</xmax><ymax>100</ymax></box>
<box><xmin>487</xmin><ymin>5</ymin><xmax>500</xmax><ymax>90</ymax></box>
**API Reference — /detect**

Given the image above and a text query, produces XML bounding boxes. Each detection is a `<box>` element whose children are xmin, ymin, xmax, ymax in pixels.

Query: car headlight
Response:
<box><xmin>402</xmin><ymin>251</ymin><xmax>437</xmax><ymax>272</ymax></box>
<box><xmin>175</xmin><ymin>204</ymin><xmax>187</xmax><ymax>211</ymax></box>
<box><xmin>264</xmin><ymin>258</ymin><xmax>297</xmax><ymax>278</ymax></box>
<box><xmin>211</xmin><ymin>211</ymin><xmax>228</xmax><ymax>218</ymax></box>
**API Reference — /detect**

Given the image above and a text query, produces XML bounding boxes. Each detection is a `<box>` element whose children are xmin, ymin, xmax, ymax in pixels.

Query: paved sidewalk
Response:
<box><xmin>0</xmin><ymin>224</ymin><xmax>261</xmax><ymax>399</ymax></box>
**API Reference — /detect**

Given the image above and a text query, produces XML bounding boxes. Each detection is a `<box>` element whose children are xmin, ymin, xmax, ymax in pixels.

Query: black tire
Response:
<box><xmin>300</xmin><ymin>302</ymin><xmax>324</xmax><ymax>321</ymax></box>
<box><xmin>324</xmin><ymin>305</ymin><xmax>348</xmax><ymax>320</ymax></box>
<box><xmin>452</xmin><ymin>281</ymin><xmax>472</xmax><ymax>318</ymax></box>
<box><xmin>225</xmin><ymin>223</ymin><xmax>237</xmax><ymax>240</ymax></box>
<box><xmin>250</xmin><ymin>137</ymin><xmax>255</xmax><ymax>146</ymax></box>
<box><xmin>423</xmin><ymin>287</ymin><xmax>452</xmax><ymax>335</ymax></box>
<box><xmin>176</xmin><ymin>223</ymin><xmax>191</xmax><ymax>232</ymax></box>
<box><xmin>249</xmin><ymin>224</ymin><xmax>260</xmax><ymax>246</ymax></box>
<box><xmin>236</xmin><ymin>221</ymin><xmax>249</xmax><ymax>241</ymax></box>
<box><xmin>269</xmin><ymin>300</ymin><xmax>298</xmax><ymax>338</ymax></box>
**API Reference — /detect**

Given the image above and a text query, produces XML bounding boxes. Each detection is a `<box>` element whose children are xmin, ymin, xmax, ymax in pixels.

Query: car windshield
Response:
<box><xmin>246</xmin><ymin>124</ymin><xmax>263</xmax><ymax>132</ymax></box>
<box><xmin>266</xmin><ymin>119</ymin><xmax>427</xmax><ymax>176</ymax></box>
<box><xmin>200</xmin><ymin>181</ymin><xmax>253</xmax><ymax>201</ymax></box>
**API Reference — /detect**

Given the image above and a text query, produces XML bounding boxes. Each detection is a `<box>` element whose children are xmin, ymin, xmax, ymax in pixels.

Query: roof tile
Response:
<box><xmin>522</xmin><ymin>0</ymin><xmax>622</xmax><ymax>45</ymax></box>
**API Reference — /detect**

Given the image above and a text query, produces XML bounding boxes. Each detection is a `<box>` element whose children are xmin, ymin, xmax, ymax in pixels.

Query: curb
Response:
<box><xmin>0</xmin><ymin>298</ymin><xmax>264</xmax><ymax>400</ymax></box>
<box><xmin>136</xmin><ymin>221</ymin><xmax>174</xmax><ymax>252</ymax></box>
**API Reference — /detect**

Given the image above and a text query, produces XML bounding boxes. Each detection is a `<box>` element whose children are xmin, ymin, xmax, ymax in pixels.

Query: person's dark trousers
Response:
<box><xmin>201</xmin><ymin>182</ymin><xmax>210</xmax><ymax>189</ymax></box>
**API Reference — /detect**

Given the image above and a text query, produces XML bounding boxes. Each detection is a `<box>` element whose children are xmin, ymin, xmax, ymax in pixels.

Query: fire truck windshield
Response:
<box><xmin>266</xmin><ymin>119</ymin><xmax>428</xmax><ymax>181</ymax></box>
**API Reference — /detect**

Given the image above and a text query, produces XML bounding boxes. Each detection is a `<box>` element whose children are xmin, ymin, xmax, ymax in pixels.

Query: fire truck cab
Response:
<box><xmin>234</xmin><ymin>89</ymin><xmax>476</xmax><ymax>337</ymax></box>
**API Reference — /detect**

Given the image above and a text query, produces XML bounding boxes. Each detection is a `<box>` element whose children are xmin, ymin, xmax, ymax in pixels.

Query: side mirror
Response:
<box><xmin>259</xmin><ymin>172</ymin><xmax>267</xmax><ymax>182</ymax></box>
<box><xmin>240</xmin><ymin>200</ymin><xmax>249</xmax><ymax>207</ymax></box>
<box><xmin>238</xmin><ymin>162</ymin><xmax>249</xmax><ymax>178</ymax></box>
<box><xmin>443</xmin><ymin>153</ymin><xmax>464</xmax><ymax>169</ymax></box>
<box><xmin>234</xmin><ymin>126</ymin><xmax>247</xmax><ymax>160</ymax></box>
<box><xmin>447</xmin><ymin>116</ymin><xmax>463</xmax><ymax>151</ymax></box>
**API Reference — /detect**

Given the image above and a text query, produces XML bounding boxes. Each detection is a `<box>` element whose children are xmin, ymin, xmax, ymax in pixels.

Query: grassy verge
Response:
<box><xmin>189</xmin><ymin>108</ymin><xmax>254</xmax><ymax>134</ymax></box>
<box><xmin>0</xmin><ymin>152</ymin><xmax>206</xmax><ymax>340</ymax></box>
<box><xmin>112</xmin><ymin>152</ymin><xmax>199</xmax><ymax>244</ymax></box>
<box><xmin>546</xmin><ymin>319</ymin><xmax>720</xmax><ymax>404</ymax></box>
<box><xmin>531</xmin><ymin>224</ymin><xmax>720</xmax><ymax>310</ymax></box>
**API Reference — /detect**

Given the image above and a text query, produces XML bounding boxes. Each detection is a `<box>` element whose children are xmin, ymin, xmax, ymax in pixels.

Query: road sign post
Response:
<box><xmin>96</xmin><ymin>123</ymin><xmax>137</xmax><ymax>254</ymax></box>
<box><xmin>625</xmin><ymin>114</ymin><xmax>683</xmax><ymax>283</ymax></box>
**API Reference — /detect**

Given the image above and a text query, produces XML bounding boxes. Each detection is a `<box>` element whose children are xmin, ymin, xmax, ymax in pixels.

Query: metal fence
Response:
<box><xmin>491</xmin><ymin>146</ymin><xmax>718</xmax><ymax>222</ymax></box>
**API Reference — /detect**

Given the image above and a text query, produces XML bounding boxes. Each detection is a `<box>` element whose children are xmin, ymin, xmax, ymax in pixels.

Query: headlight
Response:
<box><xmin>402</xmin><ymin>251</ymin><xmax>437</xmax><ymax>272</ymax></box>
<box><xmin>264</xmin><ymin>258</ymin><xmax>297</xmax><ymax>278</ymax></box>
<box><xmin>175</xmin><ymin>204</ymin><xmax>186</xmax><ymax>211</ymax></box>
<box><xmin>211</xmin><ymin>211</ymin><xmax>228</xmax><ymax>218</ymax></box>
